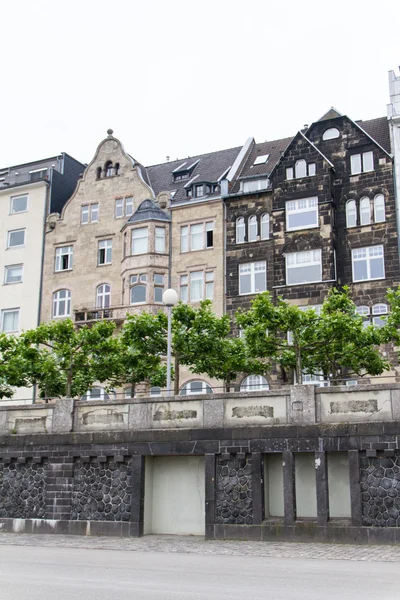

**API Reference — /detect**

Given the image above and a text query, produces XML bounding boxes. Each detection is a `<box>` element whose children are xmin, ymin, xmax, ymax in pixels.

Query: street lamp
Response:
<box><xmin>162</xmin><ymin>288</ymin><xmax>179</xmax><ymax>396</ymax></box>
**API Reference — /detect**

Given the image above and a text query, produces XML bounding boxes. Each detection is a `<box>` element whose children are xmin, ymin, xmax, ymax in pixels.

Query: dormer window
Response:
<box><xmin>187</xmin><ymin>188</ymin><xmax>193</xmax><ymax>198</ymax></box>
<box><xmin>174</xmin><ymin>172</ymin><xmax>189</xmax><ymax>181</ymax></box>
<box><xmin>241</xmin><ymin>178</ymin><xmax>269</xmax><ymax>193</ymax></box>
<box><xmin>195</xmin><ymin>185</ymin><xmax>204</xmax><ymax>198</ymax></box>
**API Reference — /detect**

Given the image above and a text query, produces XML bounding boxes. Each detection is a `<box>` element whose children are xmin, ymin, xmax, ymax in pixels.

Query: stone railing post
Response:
<box><xmin>289</xmin><ymin>385</ymin><xmax>316</xmax><ymax>424</ymax></box>
<box><xmin>52</xmin><ymin>398</ymin><xmax>74</xmax><ymax>433</ymax></box>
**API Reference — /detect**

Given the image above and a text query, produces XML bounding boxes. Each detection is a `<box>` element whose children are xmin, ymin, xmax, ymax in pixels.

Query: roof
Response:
<box><xmin>356</xmin><ymin>117</ymin><xmax>391</xmax><ymax>154</ymax></box>
<box><xmin>127</xmin><ymin>199</ymin><xmax>171</xmax><ymax>224</ymax></box>
<box><xmin>146</xmin><ymin>146</ymin><xmax>242</xmax><ymax>203</ymax></box>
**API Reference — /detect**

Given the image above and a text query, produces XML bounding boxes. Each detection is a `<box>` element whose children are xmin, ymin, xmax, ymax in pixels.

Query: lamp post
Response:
<box><xmin>162</xmin><ymin>288</ymin><xmax>179</xmax><ymax>396</ymax></box>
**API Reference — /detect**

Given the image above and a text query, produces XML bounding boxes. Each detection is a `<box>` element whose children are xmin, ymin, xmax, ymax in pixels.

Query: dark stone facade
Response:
<box><xmin>216</xmin><ymin>456</ymin><xmax>253</xmax><ymax>524</ymax></box>
<box><xmin>360</xmin><ymin>453</ymin><xmax>400</xmax><ymax>527</ymax></box>
<box><xmin>71</xmin><ymin>458</ymin><xmax>132</xmax><ymax>521</ymax></box>
<box><xmin>0</xmin><ymin>459</ymin><xmax>47</xmax><ymax>519</ymax></box>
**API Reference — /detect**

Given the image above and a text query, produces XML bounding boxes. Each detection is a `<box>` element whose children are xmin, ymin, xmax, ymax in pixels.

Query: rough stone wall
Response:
<box><xmin>0</xmin><ymin>460</ymin><xmax>47</xmax><ymax>519</ymax></box>
<box><xmin>360</xmin><ymin>453</ymin><xmax>400</xmax><ymax>527</ymax></box>
<box><xmin>71</xmin><ymin>458</ymin><xmax>132</xmax><ymax>521</ymax></box>
<box><xmin>215</xmin><ymin>456</ymin><xmax>253</xmax><ymax>525</ymax></box>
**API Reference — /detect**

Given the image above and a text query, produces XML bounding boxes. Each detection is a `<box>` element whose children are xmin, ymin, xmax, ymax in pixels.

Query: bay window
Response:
<box><xmin>132</xmin><ymin>227</ymin><xmax>148</xmax><ymax>254</ymax></box>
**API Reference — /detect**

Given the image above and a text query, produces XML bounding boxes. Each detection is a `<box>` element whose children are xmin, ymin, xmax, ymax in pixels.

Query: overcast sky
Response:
<box><xmin>1</xmin><ymin>0</ymin><xmax>399</xmax><ymax>168</ymax></box>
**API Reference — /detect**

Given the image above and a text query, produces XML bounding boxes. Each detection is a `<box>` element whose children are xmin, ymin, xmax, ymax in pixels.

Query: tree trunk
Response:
<box><xmin>225</xmin><ymin>374</ymin><xmax>231</xmax><ymax>393</ymax></box>
<box><xmin>294</xmin><ymin>340</ymin><xmax>302</xmax><ymax>384</ymax></box>
<box><xmin>130</xmin><ymin>382</ymin><xmax>135</xmax><ymax>397</ymax></box>
<box><xmin>174</xmin><ymin>353</ymin><xmax>180</xmax><ymax>395</ymax></box>
<box><xmin>66</xmin><ymin>370</ymin><xmax>73</xmax><ymax>398</ymax></box>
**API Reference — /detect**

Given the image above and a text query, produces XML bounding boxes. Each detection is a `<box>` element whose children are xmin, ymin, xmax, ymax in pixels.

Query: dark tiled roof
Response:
<box><xmin>356</xmin><ymin>117</ymin><xmax>391</xmax><ymax>154</ymax></box>
<box><xmin>146</xmin><ymin>146</ymin><xmax>242</xmax><ymax>203</ymax></box>
<box><xmin>231</xmin><ymin>136</ymin><xmax>292</xmax><ymax>193</ymax></box>
<box><xmin>127</xmin><ymin>199</ymin><xmax>171</xmax><ymax>223</ymax></box>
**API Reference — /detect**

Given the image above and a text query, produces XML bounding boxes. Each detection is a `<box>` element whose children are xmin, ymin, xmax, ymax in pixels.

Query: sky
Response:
<box><xmin>1</xmin><ymin>0</ymin><xmax>399</xmax><ymax>168</ymax></box>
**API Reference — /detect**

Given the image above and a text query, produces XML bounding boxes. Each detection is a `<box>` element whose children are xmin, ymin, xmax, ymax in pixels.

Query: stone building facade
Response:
<box><xmin>225</xmin><ymin>109</ymin><xmax>400</xmax><ymax>387</ymax></box>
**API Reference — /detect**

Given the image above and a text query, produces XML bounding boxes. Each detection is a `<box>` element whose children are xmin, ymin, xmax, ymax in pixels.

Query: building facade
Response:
<box><xmin>0</xmin><ymin>153</ymin><xmax>84</xmax><ymax>403</ymax></box>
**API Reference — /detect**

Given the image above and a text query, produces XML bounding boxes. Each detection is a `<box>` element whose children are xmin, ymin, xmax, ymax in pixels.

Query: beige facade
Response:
<box><xmin>41</xmin><ymin>132</ymin><xmax>169</xmax><ymax>328</ymax></box>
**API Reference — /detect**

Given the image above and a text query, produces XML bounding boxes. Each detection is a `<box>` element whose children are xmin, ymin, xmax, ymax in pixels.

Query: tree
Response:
<box><xmin>20</xmin><ymin>319</ymin><xmax>118</xmax><ymax>399</ymax></box>
<box><xmin>108</xmin><ymin>311</ymin><xmax>168</xmax><ymax>397</ymax></box>
<box><xmin>236</xmin><ymin>287</ymin><xmax>389</xmax><ymax>384</ymax></box>
<box><xmin>173</xmin><ymin>300</ymin><xmax>266</xmax><ymax>392</ymax></box>
<box><xmin>0</xmin><ymin>333</ymin><xmax>28</xmax><ymax>399</ymax></box>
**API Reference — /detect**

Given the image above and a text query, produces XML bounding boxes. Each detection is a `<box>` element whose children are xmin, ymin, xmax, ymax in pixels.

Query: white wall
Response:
<box><xmin>264</xmin><ymin>454</ymin><xmax>284</xmax><ymax>517</ymax></box>
<box><xmin>0</xmin><ymin>182</ymin><xmax>47</xmax><ymax>403</ymax></box>
<box><xmin>328</xmin><ymin>452</ymin><xmax>351</xmax><ymax>518</ymax></box>
<box><xmin>295</xmin><ymin>453</ymin><xmax>317</xmax><ymax>518</ymax></box>
<box><xmin>146</xmin><ymin>456</ymin><xmax>205</xmax><ymax>535</ymax></box>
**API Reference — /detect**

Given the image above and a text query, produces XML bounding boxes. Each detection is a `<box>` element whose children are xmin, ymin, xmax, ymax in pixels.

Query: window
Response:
<box><xmin>98</xmin><ymin>239</ymin><xmax>112</xmax><ymax>265</ymax></box>
<box><xmin>53</xmin><ymin>289</ymin><xmax>71</xmax><ymax>317</ymax></box>
<box><xmin>81</xmin><ymin>204</ymin><xmax>98</xmax><ymax>223</ymax></box>
<box><xmin>180</xmin><ymin>380</ymin><xmax>213</xmax><ymax>395</ymax></box>
<box><xmin>287</xmin><ymin>162</ymin><xmax>315</xmax><ymax>180</ymax></box>
<box><xmin>303</xmin><ymin>372</ymin><xmax>329</xmax><ymax>387</ymax></box>
<box><xmin>236</xmin><ymin>217</ymin><xmax>245</xmax><ymax>243</ymax></box>
<box><xmin>4</xmin><ymin>264</ymin><xmax>23</xmax><ymax>284</ymax></box>
<box><xmin>374</xmin><ymin>194</ymin><xmax>385</xmax><ymax>223</ymax></box>
<box><xmin>295</xmin><ymin>160</ymin><xmax>307</xmax><ymax>178</ymax></box>
<box><xmin>261</xmin><ymin>214</ymin><xmax>270</xmax><ymax>240</ymax></box>
<box><xmin>91</xmin><ymin>204</ymin><xmax>99</xmax><ymax>222</ymax></box>
<box><xmin>356</xmin><ymin>305</ymin><xmax>371</xmax><ymax>328</ymax></box>
<box><xmin>253</xmin><ymin>154</ymin><xmax>270</xmax><ymax>165</ymax></box>
<box><xmin>286</xmin><ymin>250</ymin><xmax>322</xmax><ymax>285</ymax></box>
<box><xmin>181</xmin><ymin>222</ymin><xmax>214</xmax><ymax>252</ymax></box>
<box><xmin>308</xmin><ymin>163</ymin><xmax>316</xmax><ymax>176</ymax></box>
<box><xmin>322</xmin><ymin>128</ymin><xmax>340</xmax><ymax>140</ymax></box>
<box><xmin>248</xmin><ymin>216</ymin><xmax>258</xmax><ymax>241</ymax></box>
<box><xmin>180</xmin><ymin>275</ymin><xmax>188</xmax><ymax>302</ymax></box>
<box><xmin>7</xmin><ymin>229</ymin><xmax>25</xmax><ymax>248</ymax></box>
<box><xmin>150</xmin><ymin>386</ymin><xmax>162</xmax><ymax>397</ymax></box>
<box><xmin>29</xmin><ymin>168</ymin><xmax>47</xmax><ymax>182</ymax></box>
<box><xmin>195</xmin><ymin>185</ymin><xmax>204</xmax><ymax>197</ymax></box>
<box><xmin>81</xmin><ymin>205</ymin><xmax>89</xmax><ymax>224</ymax></box>
<box><xmin>242</xmin><ymin>178</ymin><xmax>269</xmax><ymax>192</ymax></box>
<box><xmin>131</xmin><ymin>285</ymin><xmax>146</xmax><ymax>304</ymax></box>
<box><xmin>360</xmin><ymin>197</ymin><xmax>371</xmax><ymax>226</ymax></box>
<box><xmin>205</xmin><ymin>271</ymin><xmax>214</xmax><ymax>300</ymax></box>
<box><xmin>132</xmin><ymin>227</ymin><xmax>148</xmax><ymax>254</ymax></box>
<box><xmin>286</xmin><ymin>197</ymin><xmax>318</xmax><ymax>231</ymax></box>
<box><xmin>240</xmin><ymin>375</ymin><xmax>269</xmax><ymax>392</ymax></box>
<box><xmin>10</xmin><ymin>194</ymin><xmax>28</xmax><ymax>213</ymax></box>
<box><xmin>372</xmin><ymin>304</ymin><xmax>388</xmax><ymax>328</ymax></box>
<box><xmin>154</xmin><ymin>273</ymin><xmax>164</xmax><ymax>303</ymax></box>
<box><xmin>350</xmin><ymin>151</ymin><xmax>374</xmax><ymax>175</ymax></box>
<box><xmin>352</xmin><ymin>245</ymin><xmax>385</xmax><ymax>282</ymax></box>
<box><xmin>96</xmin><ymin>284</ymin><xmax>111</xmax><ymax>308</ymax></box>
<box><xmin>346</xmin><ymin>200</ymin><xmax>357</xmax><ymax>228</ymax></box>
<box><xmin>1</xmin><ymin>309</ymin><xmax>19</xmax><ymax>332</ymax></box>
<box><xmin>286</xmin><ymin>167</ymin><xmax>294</xmax><ymax>180</ymax></box>
<box><xmin>81</xmin><ymin>387</ymin><xmax>115</xmax><ymax>401</ymax></box>
<box><xmin>155</xmin><ymin>227</ymin><xmax>166</xmax><ymax>253</ymax></box>
<box><xmin>190</xmin><ymin>271</ymin><xmax>203</xmax><ymax>301</ymax></box>
<box><xmin>287</xmin><ymin>304</ymin><xmax>322</xmax><ymax>344</ymax></box>
<box><xmin>239</xmin><ymin>261</ymin><xmax>266</xmax><ymax>295</ymax></box>
<box><xmin>55</xmin><ymin>246</ymin><xmax>73</xmax><ymax>271</ymax></box>
<box><xmin>115</xmin><ymin>197</ymin><xmax>133</xmax><ymax>218</ymax></box>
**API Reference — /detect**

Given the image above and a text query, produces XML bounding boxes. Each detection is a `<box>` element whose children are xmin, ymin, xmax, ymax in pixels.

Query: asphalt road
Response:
<box><xmin>0</xmin><ymin>543</ymin><xmax>398</xmax><ymax>600</ymax></box>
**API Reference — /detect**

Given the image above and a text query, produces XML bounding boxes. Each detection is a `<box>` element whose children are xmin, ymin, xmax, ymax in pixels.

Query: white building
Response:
<box><xmin>388</xmin><ymin>68</ymin><xmax>400</xmax><ymax>255</ymax></box>
<box><xmin>0</xmin><ymin>154</ymin><xmax>84</xmax><ymax>403</ymax></box>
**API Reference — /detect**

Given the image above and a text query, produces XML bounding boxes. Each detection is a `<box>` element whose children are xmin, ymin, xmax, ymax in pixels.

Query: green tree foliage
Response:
<box><xmin>236</xmin><ymin>287</ymin><xmax>388</xmax><ymax>384</ymax></box>
<box><xmin>0</xmin><ymin>334</ymin><xmax>28</xmax><ymax>399</ymax></box>
<box><xmin>20</xmin><ymin>319</ymin><xmax>118</xmax><ymax>398</ymax></box>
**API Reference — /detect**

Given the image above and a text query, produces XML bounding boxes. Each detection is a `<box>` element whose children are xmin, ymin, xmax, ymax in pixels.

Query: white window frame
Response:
<box><xmin>294</xmin><ymin>160</ymin><xmax>307</xmax><ymax>178</ymax></box>
<box><xmin>98</xmin><ymin>239</ymin><xmax>112</xmax><ymax>265</ymax></box>
<box><xmin>261</xmin><ymin>214</ymin><xmax>270</xmax><ymax>240</ymax></box>
<box><xmin>52</xmin><ymin>289</ymin><xmax>71</xmax><ymax>318</ymax></box>
<box><xmin>154</xmin><ymin>273</ymin><xmax>165</xmax><ymax>303</ymax></box>
<box><xmin>155</xmin><ymin>227</ymin><xmax>166</xmax><ymax>253</ymax></box>
<box><xmin>189</xmin><ymin>271</ymin><xmax>204</xmax><ymax>302</ymax></box>
<box><xmin>372</xmin><ymin>303</ymin><xmax>388</xmax><ymax>328</ymax></box>
<box><xmin>181</xmin><ymin>222</ymin><xmax>214</xmax><ymax>252</ymax></box>
<box><xmin>1</xmin><ymin>308</ymin><xmax>20</xmax><ymax>332</ymax></box>
<box><xmin>7</xmin><ymin>228</ymin><xmax>26</xmax><ymax>248</ymax></box>
<box><xmin>55</xmin><ymin>246</ymin><xmax>74</xmax><ymax>272</ymax></box>
<box><xmin>239</xmin><ymin>261</ymin><xmax>267</xmax><ymax>295</ymax></box>
<box><xmin>346</xmin><ymin>199</ymin><xmax>357</xmax><ymax>228</ymax></box>
<box><xmin>236</xmin><ymin>217</ymin><xmax>245</xmax><ymax>243</ymax></box>
<box><xmin>322</xmin><ymin>128</ymin><xmax>340</xmax><ymax>140</ymax></box>
<box><xmin>90</xmin><ymin>203</ymin><xmax>99</xmax><ymax>222</ymax></box>
<box><xmin>286</xmin><ymin>197</ymin><xmax>318</xmax><ymax>231</ymax></box>
<box><xmin>115</xmin><ymin>199</ymin><xmax>124</xmax><ymax>218</ymax></box>
<box><xmin>180</xmin><ymin>274</ymin><xmax>188</xmax><ymax>302</ymax></box>
<box><xmin>179</xmin><ymin>380</ymin><xmax>213</xmax><ymax>395</ymax></box>
<box><xmin>242</xmin><ymin>178</ymin><xmax>269</xmax><ymax>193</ymax></box>
<box><xmin>350</xmin><ymin>151</ymin><xmax>374</xmax><ymax>175</ymax></box>
<box><xmin>373</xmin><ymin>194</ymin><xmax>385</xmax><ymax>223</ymax></box>
<box><xmin>4</xmin><ymin>264</ymin><xmax>23</xmax><ymax>284</ymax></box>
<box><xmin>360</xmin><ymin>197</ymin><xmax>371</xmax><ymax>226</ymax></box>
<box><xmin>240</xmin><ymin>375</ymin><xmax>269</xmax><ymax>392</ymax></box>
<box><xmin>352</xmin><ymin>245</ymin><xmax>385</xmax><ymax>283</ymax></box>
<box><xmin>10</xmin><ymin>194</ymin><xmax>28</xmax><ymax>214</ymax></box>
<box><xmin>248</xmin><ymin>215</ymin><xmax>258</xmax><ymax>242</ymax></box>
<box><xmin>96</xmin><ymin>283</ymin><xmax>111</xmax><ymax>308</ymax></box>
<box><xmin>286</xmin><ymin>250</ymin><xmax>322</xmax><ymax>286</ymax></box>
<box><xmin>131</xmin><ymin>227</ymin><xmax>148</xmax><ymax>255</ymax></box>
<box><xmin>130</xmin><ymin>284</ymin><xmax>147</xmax><ymax>305</ymax></box>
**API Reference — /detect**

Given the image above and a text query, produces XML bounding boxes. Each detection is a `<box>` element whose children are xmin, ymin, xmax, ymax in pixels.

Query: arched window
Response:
<box><xmin>53</xmin><ymin>289</ymin><xmax>71</xmax><ymax>317</ymax></box>
<box><xmin>372</xmin><ymin>303</ymin><xmax>388</xmax><ymax>328</ymax></box>
<box><xmin>96</xmin><ymin>284</ymin><xmax>111</xmax><ymax>308</ymax></box>
<box><xmin>130</xmin><ymin>284</ymin><xmax>146</xmax><ymax>304</ymax></box>
<box><xmin>96</xmin><ymin>167</ymin><xmax>102</xmax><ymax>179</ymax></box>
<box><xmin>322</xmin><ymin>128</ymin><xmax>340</xmax><ymax>140</ymax></box>
<box><xmin>261</xmin><ymin>214</ymin><xmax>270</xmax><ymax>240</ymax></box>
<box><xmin>150</xmin><ymin>386</ymin><xmax>162</xmax><ymax>396</ymax></box>
<box><xmin>346</xmin><ymin>200</ymin><xmax>357</xmax><ymax>228</ymax></box>
<box><xmin>179</xmin><ymin>380</ymin><xmax>213</xmax><ymax>395</ymax></box>
<box><xmin>374</xmin><ymin>194</ymin><xmax>385</xmax><ymax>223</ymax></box>
<box><xmin>294</xmin><ymin>159</ymin><xmax>307</xmax><ymax>178</ymax></box>
<box><xmin>248</xmin><ymin>215</ymin><xmax>258</xmax><ymax>241</ymax></box>
<box><xmin>81</xmin><ymin>387</ymin><xmax>116</xmax><ymax>401</ymax></box>
<box><xmin>236</xmin><ymin>217</ymin><xmax>245</xmax><ymax>243</ymax></box>
<box><xmin>360</xmin><ymin>197</ymin><xmax>371</xmax><ymax>226</ymax></box>
<box><xmin>104</xmin><ymin>160</ymin><xmax>113</xmax><ymax>177</ymax></box>
<box><xmin>114</xmin><ymin>162</ymin><xmax>120</xmax><ymax>176</ymax></box>
<box><xmin>356</xmin><ymin>305</ymin><xmax>370</xmax><ymax>328</ymax></box>
<box><xmin>240</xmin><ymin>375</ymin><xmax>269</xmax><ymax>392</ymax></box>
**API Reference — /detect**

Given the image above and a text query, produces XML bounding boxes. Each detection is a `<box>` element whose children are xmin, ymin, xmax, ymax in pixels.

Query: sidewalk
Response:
<box><xmin>0</xmin><ymin>533</ymin><xmax>399</xmax><ymax>562</ymax></box>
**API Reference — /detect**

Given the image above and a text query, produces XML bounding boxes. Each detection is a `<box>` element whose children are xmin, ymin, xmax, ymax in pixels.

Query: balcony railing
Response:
<box><xmin>74</xmin><ymin>303</ymin><xmax>163</xmax><ymax>323</ymax></box>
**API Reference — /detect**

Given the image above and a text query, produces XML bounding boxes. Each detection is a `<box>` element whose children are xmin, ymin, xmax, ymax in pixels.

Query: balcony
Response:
<box><xmin>74</xmin><ymin>303</ymin><xmax>163</xmax><ymax>324</ymax></box>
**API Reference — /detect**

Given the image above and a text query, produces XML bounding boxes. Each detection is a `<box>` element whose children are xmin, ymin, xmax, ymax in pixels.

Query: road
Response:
<box><xmin>0</xmin><ymin>541</ymin><xmax>399</xmax><ymax>600</ymax></box>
